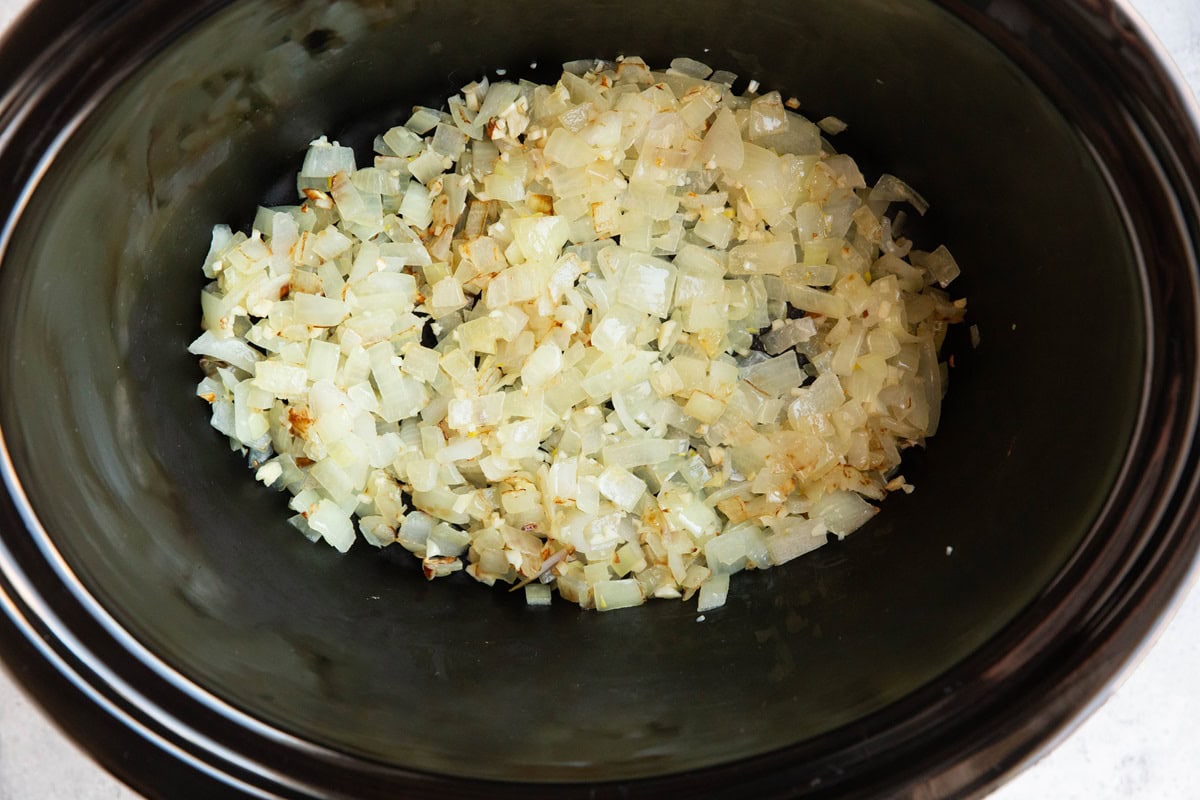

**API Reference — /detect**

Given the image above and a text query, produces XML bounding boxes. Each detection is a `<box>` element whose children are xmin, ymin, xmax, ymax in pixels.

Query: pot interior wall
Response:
<box><xmin>0</xmin><ymin>0</ymin><xmax>1142</xmax><ymax>782</ymax></box>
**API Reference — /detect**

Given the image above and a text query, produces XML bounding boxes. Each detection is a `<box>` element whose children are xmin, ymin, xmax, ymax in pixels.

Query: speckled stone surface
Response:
<box><xmin>0</xmin><ymin>1</ymin><xmax>1196</xmax><ymax>797</ymax></box>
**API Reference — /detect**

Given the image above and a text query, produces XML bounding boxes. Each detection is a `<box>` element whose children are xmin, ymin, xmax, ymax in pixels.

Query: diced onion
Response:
<box><xmin>193</xmin><ymin>56</ymin><xmax>965</xmax><ymax>614</ymax></box>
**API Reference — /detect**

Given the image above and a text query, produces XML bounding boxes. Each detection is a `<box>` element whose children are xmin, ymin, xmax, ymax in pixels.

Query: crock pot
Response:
<box><xmin>1</xmin><ymin>0</ymin><xmax>1199</xmax><ymax>797</ymax></box>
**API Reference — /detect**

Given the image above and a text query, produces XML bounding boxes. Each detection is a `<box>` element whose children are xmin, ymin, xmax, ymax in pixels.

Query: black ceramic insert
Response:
<box><xmin>0</xmin><ymin>1</ymin><xmax>1197</xmax><ymax>798</ymax></box>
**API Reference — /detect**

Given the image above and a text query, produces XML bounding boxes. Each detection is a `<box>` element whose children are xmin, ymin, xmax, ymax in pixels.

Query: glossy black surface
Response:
<box><xmin>0</xmin><ymin>0</ymin><xmax>1196</xmax><ymax>798</ymax></box>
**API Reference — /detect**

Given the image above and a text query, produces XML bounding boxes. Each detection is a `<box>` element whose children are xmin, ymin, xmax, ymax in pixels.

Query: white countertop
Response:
<box><xmin>0</xmin><ymin>1</ymin><xmax>1198</xmax><ymax>797</ymax></box>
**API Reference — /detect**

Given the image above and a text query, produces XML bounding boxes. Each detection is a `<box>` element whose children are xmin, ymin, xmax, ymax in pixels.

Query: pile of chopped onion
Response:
<box><xmin>190</xmin><ymin>56</ymin><xmax>965</xmax><ymax>612</ymax></box>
